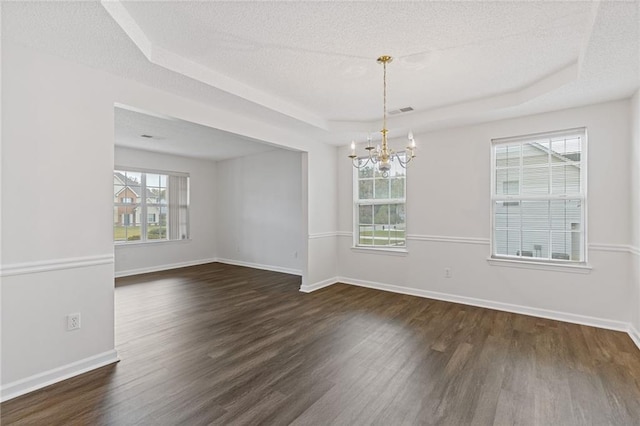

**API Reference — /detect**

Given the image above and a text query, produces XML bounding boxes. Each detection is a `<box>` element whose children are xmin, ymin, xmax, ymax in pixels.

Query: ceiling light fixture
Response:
<box><xmin>348</xmin><ymin>55</ymin><xmax>416</xmax><ymax>177</ymax></box>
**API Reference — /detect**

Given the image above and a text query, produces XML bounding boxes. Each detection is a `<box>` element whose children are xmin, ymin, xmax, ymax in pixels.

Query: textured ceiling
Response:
<box><xmin>114</xmin><ymin>107</ymin><xmax>277</xmax><ymax>161</ymax></box>
<box><xmin>2</xmin><ymin>1</ymin><xmax>639</xmax><ymax>152</ymax></box>
<box><xmin>120</xmin><ymin>1</ymin><xmax>593</xmax><ymax>121</ymax></box>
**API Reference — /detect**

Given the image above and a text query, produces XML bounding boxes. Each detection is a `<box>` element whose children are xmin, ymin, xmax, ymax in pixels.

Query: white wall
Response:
<box><xmin>337</xmin><ymin>100</ymin><xmax>632</xmax><ymax>327</ymax></box>
<box><xmin>216</xmin><ymin>149</ymin><xmax>303</xmax><ymax>274</ymax></box>
<box><xmin>114</xmin><ymin>147</ymin><xmax>217</xmax><ymax>276</ymax></box>
<box><xmin>630</xmin><ymin>90</ymin><xmax>640</xmax><ymax>337</ymax></box>
<box><xmin>1</xmin><ymin>41</ymin><xmax>117</xmax><ymax>396</ymax></box>
<box><xmin>0</xmin><ymin>40</ymin><xmax>338</xmax><ymax>400</ymax></box>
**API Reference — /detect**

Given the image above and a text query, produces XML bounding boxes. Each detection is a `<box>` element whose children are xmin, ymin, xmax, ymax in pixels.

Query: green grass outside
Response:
<box><xmin>358</xmin><ymin>229</ymin><xmax>406</xmax><ymax>246</ymax></box>
<box><xmin>114</xmin><ymin>225</ymin><xmax>166</xmax><ymax>241</ymax></box>
<box><xmin>359</xmin><ymin>229</ymin><xmax>405</xmax><ymax>237</ymax></box>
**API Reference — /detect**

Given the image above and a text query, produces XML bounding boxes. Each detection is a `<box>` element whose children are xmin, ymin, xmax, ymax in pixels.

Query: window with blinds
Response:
<box><xmin>354</xmin><ymin>156</ymin><xmax>406</xmax><ymax>248</ymax></box>
<box><xmin>491</xmin><ymin>128</ymin><xmax>586</xmax><ymax>263</ymax></box>
<box><xmin>114</xmin><ymin>169</ymin><xmax>190</xmax><ymax>243</ymax></box>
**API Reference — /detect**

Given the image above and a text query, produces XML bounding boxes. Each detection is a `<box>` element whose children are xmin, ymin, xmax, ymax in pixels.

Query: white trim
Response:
<box><xmin>215</xmin><ymin>258</ymin><xmax>302</xmax><ymax>276</ymax></box>
<box><xmin>115</xmin><ymin>258</ymin><xmax>217</xmax><ymax>278</ymax></box>
<box><xmin>630</xmin><ymin>246</ymin><xmax>640</xmax><ymax>256</ymax></box>
<box><xmin>629</xmin><ymin>325</ymin><xmax>640</xmax><ymax>351</ymax></box>
<box><xmin>589</xmin><ymin>243</ymin><xmax>634</xmax><ymax>253</ymax></box>
<box><xmin>350</xmin><ymin>247</ymin><xmax>408</xmax><ymax>256</ymax></box>
<box><xmin>308</xmin><ymin>232</ymin><xmax>338</xmax><ymax>239</ymax></box>
<box><xmin>336</xmin><ymin>276</ymin><xmax>628</xmax><ymax>332</ymax></box>
<box><xmin>115</xmin><ymin>238</ymin><xmax>192</xmax><ymax>247</ymax></box>
<box><xmin>406</xmin><ymin>234</ymin><xmax>490</xmax><ymax>245</ymax></box>
<box><xmin>336</xmin><ymin>231</ymin><xmax>353</xmax><ymax>237</ymax></box>
<box><xmin>1</xmin><ymin>350</ymin><xmax>119</xmax><ymax>402</ymax></box>
<box><xmin>299</xmin><ymin>277</ymin><xmax>337</xmax><ymax>293</ymax></box>
<box><xmin>0</xmin><ymin>255</ymin><xmax>114</xmax><ymax>277</ymax></box>
<box><xmin>487</xmin><ymin>257</ymin><xmax>592</xmax><ymax>273</ymax></box>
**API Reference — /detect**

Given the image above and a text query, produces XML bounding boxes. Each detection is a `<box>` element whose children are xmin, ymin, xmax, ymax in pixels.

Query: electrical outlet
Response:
<box><xmin>67</xmin><ymin>313</ymin><xmax>81</xmax><ymax>331</ymax></box>
<box><xmin>444</xmin><ymin>268</ymin><xmax>452</xmax><ymax>278</ymax></box>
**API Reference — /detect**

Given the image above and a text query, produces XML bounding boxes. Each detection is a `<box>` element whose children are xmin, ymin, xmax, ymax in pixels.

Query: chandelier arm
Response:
<box><xmin>352</xmin><ymin>156</ymin><xmax>372</xmax><ymax>169</ymax></box>
<box><xmin>395</xmin><ymin>152</ymin><xmax>414</xmax><ymax>168</ymax></box>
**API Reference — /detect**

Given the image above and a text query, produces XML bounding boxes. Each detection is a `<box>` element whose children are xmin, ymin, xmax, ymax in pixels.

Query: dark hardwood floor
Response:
<box><xmin>2</xmin><ymin>262</ymin><xmax>640</xmax><ymax>425</ymax></box>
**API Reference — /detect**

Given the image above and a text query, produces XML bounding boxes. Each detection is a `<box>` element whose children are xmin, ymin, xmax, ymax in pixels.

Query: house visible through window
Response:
<box><xmin>114</xmin><ymin>169</ymin><xmax>190</xmax><ymax>243</ymax></box>
<box><xmin>354</xmin><ymin>156</ymin><xmax>406</xmax><ymax>248</ymax></box>
<box><xmin>491</xmin><ymin>128</ymin><xmax>586</xmax><ymax>263</ymax></box>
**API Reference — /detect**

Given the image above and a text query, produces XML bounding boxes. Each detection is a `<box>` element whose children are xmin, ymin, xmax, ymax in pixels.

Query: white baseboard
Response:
<box><xmin>115</xmin><ymin>258</ymin><xmax>217</xmax><ymax>278</ymax></box>
<box><xmin>300</xmin><ymin>277</ymin><xmax>337</xmax><ymax>293</ymax></box>
<box><xmin>215</xmin><ymin>258</ymin><xmax>302</xmax><ymax>276</ymax></box>
<box><xmin>1</xmin><ymin>349</ymin><xmax>119</xmax><ymax>402</ymax></box>
<box><xmin>333</xmin><ymin>276</ymin><xmax>629</xmax><ymax>332</ymax></box>
<box><xmin>629</xmin><ymin>325</ymin><xmax>640</xmax><ymax>351</ymax></box>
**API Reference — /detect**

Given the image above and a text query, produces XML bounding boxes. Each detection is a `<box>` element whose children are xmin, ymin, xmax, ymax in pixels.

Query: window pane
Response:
<box><xmin>390</xmin><ymin>177</ymin><xmax>405</xmax><ymax>198</ymax></box>
<box><xmin>495</xmin><ymin>201</ymin><xmax>521</xmax><ymax>229</ymax></box>
<box><xmin>113</xmin><ymin>205</ymin><xmax>141</xmax><ymax>241</ymax></box>
<box><xmin>358</xmin><ymin>205</ymin><xmax>373</xmax><ymax>225</ymax></box>
<box><xmin>551</xmin><ymin>137</ymin><xmax>581</xmax><ymax>162</ymax></box>
<box><xmin>359</xmin><ymin>224</ymin><xmax>374</xmax><ymax>245</ymax></box>
<box><xmin>494</xmin><ymin>229</ymin><xmax>520</xmax><ymax>256</ymax></box>
<box><xmin>373</xmin><ymin>225</ymin><xmax>390</xmax><ymax>246</ymax></box>
<box><xmin>374</xmin><ymin>204</ymin><xmax>389</xmax><ymax>225</ymax></box>
<box><xmin>390</xmin><ymin>158</ymin><xmax>407</xmax><ymax>178</ymax></box>
<box><xmin>551</xmin><ymin>232</ymin><xmax>580</xmax><ymax>261</ymax></box>
<box><xmin>146</xmin><ymin>173</ymin><xmax>161</xmax><ymax>187</ymax></box>
<box><xmin>522</xmin><ymin>141</ymin><xmax>549</xmax><ymax>165</ymax></box>
<box><xmin>551</xmin><ymin>165</ymin><xmax>580</xmax><ymax>194</ymax></box>
<box><xmin>522</xmin><ymin>166</ymin><xmax>549</xmax><ymax>194</ymax></box>
<box><xmin>124</xmin><ymin>171</ymin><xmax>141</xmax><ymax>185</ymax></box>
<box><xmin>374</xmin><ymin>178</ymin><xmax>389</xmax><ymax>199</ymax></box>
<box><xmin>358</xmin><ymin>160</ymin><xmax>374</xmax><ymax>178</ymax></box>
<box><xmin>147</xmin><ymin>224</ymin><xmax>167</xmax><ymax>240</ymax></box>
<box><xmin>389</xmin><ymin>203</ymin><xmax>405</xmax><ymax>226</ymax></box>
<box><xmin>550</xmin><ymin>200</ymin><xmax>581</xmax><ymax>231</ymax></box>
<box><xmin>359</xmin><ymin>180</ymin><xmax>373</xmax><ymax>200</ymax></box>
<box><xmin>495</xmin><ymin>168</ymin><xmax>519</xmax><ymax>195</ymax></box>
<box><xmin>522</xmin><ymin>231</ymin><xmax>549</xmax><ymax>259</ymax></box>
<box><xmin>496</xmin><ymin>144</ymin><xmax>520</xmax><ymax>167</ymax></box>
<box><xmin>521</xmin><ymin>200</ymin><xmax>549</xmax><ymax>230</ymax></box>
<box><xmin>114</xmin><ymin>184</ymin><xmax>125</xmax><ymax>201</ymax></box>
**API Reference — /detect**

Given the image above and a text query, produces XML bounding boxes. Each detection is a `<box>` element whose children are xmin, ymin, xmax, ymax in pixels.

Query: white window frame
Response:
<box><xmin>352</xmin><ymin>157</ymin><xmax>407</xmax><ymax>252</ymax></box>
<box><xmin>114</xmin><ymin>167</ymin><xmax>190</xmax><ymax>244</ymax></box>
<box><xmin>489</xmin><ymin>128</ymin><xmax>588</xmax><ymax>267</ymax></box>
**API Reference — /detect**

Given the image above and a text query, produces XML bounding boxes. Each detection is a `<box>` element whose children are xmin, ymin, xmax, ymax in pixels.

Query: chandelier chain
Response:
<box><xmin>383</xmin><ymin>59</ymin><xmax>387</xmax><ymax>132</ymax></box>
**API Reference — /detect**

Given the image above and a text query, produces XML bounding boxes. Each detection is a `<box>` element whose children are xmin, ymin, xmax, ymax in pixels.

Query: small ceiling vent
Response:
<box><xmin>388</xmin><ymin>106</ymin><xmax>414</xmax><ymax>115</ymax></box>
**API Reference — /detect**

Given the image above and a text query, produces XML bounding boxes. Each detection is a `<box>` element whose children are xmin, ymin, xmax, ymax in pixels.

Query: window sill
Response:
<box><xmin>487</xmin><ymin>257</ymin><xmax>592</xmax><ymax>274</ymax></box>
<box><xmin>115</xmin><ymin>239</ymin><xmax>192</xmax><ymax>247</ymax></box>
<box><xmin>351</xmin><ymin>246</ymin><xmax>408</xmax><ymax>256</ymax></box>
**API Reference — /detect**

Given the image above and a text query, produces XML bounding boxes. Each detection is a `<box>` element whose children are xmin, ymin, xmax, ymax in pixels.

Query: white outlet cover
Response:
<box><xmin>67</xmin><ymin>313</ymin><xmax>81</xmax><ymax>331</ymax></box>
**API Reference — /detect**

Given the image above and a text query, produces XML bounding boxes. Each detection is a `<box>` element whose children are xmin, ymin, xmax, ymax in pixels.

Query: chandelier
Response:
<box><xmin>348</xmin><ymin>55</ymin><xmax>416</xmax><ymax>178</ymax></box>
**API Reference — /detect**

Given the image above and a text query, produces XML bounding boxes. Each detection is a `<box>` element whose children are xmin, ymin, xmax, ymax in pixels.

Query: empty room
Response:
<box><xmin>1</xmin><ymin>1</ymin><xmax>640</xmax><ymax>424</ymax></box>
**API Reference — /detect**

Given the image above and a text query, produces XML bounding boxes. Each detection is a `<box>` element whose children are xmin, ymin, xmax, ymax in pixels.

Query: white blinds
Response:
<box><xmin>168</xmin><ymin>174</ymin><xmax>190</xmax><ymax>240</ymax></box>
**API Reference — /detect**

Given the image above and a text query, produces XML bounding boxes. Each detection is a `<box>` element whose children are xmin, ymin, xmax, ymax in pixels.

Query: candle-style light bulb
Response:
<box><xmin>350</xmin><ymin>140</ymin><xmax>356</xmax><ymax>155</ymax></box>
<box><xmin>408</xmin><ymin>131</ymin><xmax>416</xmax><ymax>148</ymax></box>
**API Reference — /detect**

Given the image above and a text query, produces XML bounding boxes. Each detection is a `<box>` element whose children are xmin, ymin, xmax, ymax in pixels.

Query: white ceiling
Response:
<box><xmin>114</xmin><ymin>106</ymin><xmax>278</xmax><ymax>161</ymax></box>
<box><xmin>3</xmin><ymin>1</ymin><xmax>639</xmax><ymax>153</ymax></box>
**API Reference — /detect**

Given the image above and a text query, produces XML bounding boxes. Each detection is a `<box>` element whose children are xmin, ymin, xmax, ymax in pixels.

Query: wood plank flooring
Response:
<box><xmin>2</xmin><ymin>262</ymin><xmax>640</xmax><ymax>425</ymax></box>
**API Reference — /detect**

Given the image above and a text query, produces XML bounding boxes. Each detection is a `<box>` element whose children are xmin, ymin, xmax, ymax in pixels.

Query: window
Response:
<box><xmin>114</xmin><ymin>169</ymin><xmax>189</xmax><ymax>243</ymax></box>
<box><xmin>354</xmin><ymin>156</ymin><xmax>406</xmax><ymax>248</ymax></box>
<box><xmin>491</xmin><ymin>128</ymin><xmax>586</xmax><ymax>263</ymax></box>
